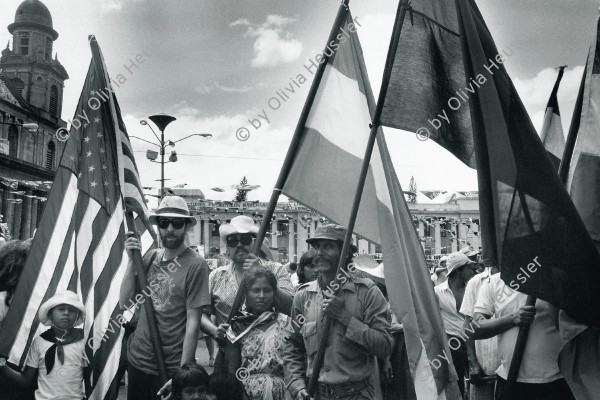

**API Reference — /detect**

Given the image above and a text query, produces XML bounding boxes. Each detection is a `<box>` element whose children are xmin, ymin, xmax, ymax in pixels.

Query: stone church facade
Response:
<box><xmin>0</xmin><ymin>0</ymin><xmax>68</xmax><ymax>239</ymax></box>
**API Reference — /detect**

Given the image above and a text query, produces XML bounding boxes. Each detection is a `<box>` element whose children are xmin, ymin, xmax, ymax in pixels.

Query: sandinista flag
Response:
<box><xmin>454</xmin><ymin>0</ymin><xmax>600</xmax><ymax>327</ymax></box>
<box><xmin>540</xmin><ymin>67</ymin><xmax>566</xmax><ymax>170</ymax></box>
<box><xmin>281</xmin><ymin>10</ymin><xmax>461</xmax><ymax>399</ymax></box>
<box><xmin>0</xmin><ymin>36</ymin><xmax>156</xmax><ymax>400</ymax></box>
<box><xmin>379</xmin><ymin>0</ymin><xmax>475</xmax><ymax>168</ymax></box>
<box><xmin>557</xmin><ymin>12</ymin><xmax>600</xmax><ymax>399</ymax></box>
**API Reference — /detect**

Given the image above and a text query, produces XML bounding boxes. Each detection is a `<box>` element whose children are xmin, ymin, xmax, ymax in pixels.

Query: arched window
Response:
<box><xmin>46</xmin><ymin>141</ymin><xmax>55</xmax><ymax>169</ymax></box>
<box><xmin>8</xmin><ymin>126</ymin><xmax>18</xmax><ymax>157</ymax></box>
<box><xmin>49</xmin><ymin>86</ymin><xmax>58</xmax><ymax>116</ymax></box>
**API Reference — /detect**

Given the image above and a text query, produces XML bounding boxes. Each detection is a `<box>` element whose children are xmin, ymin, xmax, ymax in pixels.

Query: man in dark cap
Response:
<box><xmin>283</xmin><ymin>224</ymin><xmax>392</xmax><ymax>400</ymax></box>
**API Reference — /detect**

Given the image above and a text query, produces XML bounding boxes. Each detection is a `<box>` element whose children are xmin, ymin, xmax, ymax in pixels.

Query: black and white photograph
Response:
<box><xmin>0</xmin><ymin>1</ymin><xmax>598</xmax><ymax>399</ymax></box>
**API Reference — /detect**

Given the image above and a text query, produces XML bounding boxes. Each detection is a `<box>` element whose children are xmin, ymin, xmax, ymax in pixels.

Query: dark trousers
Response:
<box><xmin>127</xmin><ymin>364</ymin><xmax>168</xmax><ymax>400</ymax></box>
<box><xmin>494</xmin><ymin>376</ymin><xmax>575</xmax><ymax>400</ymax></box>
<box><xmin>448</xmin><ymin>335</ymin><xmax>468</xmax><ymax>399</ymax></box>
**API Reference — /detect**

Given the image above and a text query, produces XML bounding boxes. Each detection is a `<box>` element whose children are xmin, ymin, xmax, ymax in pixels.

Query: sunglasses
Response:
<box><xmin>157</xmin><ymin>217</ymin><xmax>187</xmax><ymax>230</ymax></box>
<box><xmin>226</xmin><ymin>234</ymin><xmax>255</xmax><ymax>247</ymax></box>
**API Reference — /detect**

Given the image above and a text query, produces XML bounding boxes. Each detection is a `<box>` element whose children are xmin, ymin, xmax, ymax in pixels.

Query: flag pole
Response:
<box><xmin>558</xmin><ymin>65</ymin><xmax>586</xmax><ymax>182</ymax></box>
<box><xmin>88</xmin><ymin>36</ymin><xmax>169</xmax><ymax>384</ymax></box>
<box><xmin>504</xmin><ymin>65</ymin><xmax>571</xmax><ymax>398</ymax></box>
<box><xmin>124</xmin><ymin>212</ymin><xmax>169</xmax><ymax>384</ymax></box>
<box><xmin>225</xmin><ymin>0</ymin><xmax>351</xmax><ymax>325</ymax></box>
<box><xmin>307</xmin><ymin>0</ymin><xmax>411</xmax><ymax>394</ymax></box>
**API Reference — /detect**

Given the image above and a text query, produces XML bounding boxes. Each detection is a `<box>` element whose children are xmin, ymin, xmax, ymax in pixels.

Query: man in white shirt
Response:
<box><xmin>460</xmin><ymin>266</ymin><xmax>500</xmax><ymax>400</ymax></box>
<box><xmin>434</xmin><ymin>252</ymin><xmax>477</xmax><ymax>398</ymax></box>
<box><xmin>472</xmin><ymin>273</ymin><xmax>575</xmax><ymax>400</ymax></box>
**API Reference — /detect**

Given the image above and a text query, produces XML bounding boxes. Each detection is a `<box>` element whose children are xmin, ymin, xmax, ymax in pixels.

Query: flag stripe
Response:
<box><xmin>4</xmin><ymin>170</ymin><xmax>80</xmax><ymax>363</ymax></box>
<box><xmin>282</xmin><ymin>10</ymin><xmax>459</xmax><ymax>398</ymax></box>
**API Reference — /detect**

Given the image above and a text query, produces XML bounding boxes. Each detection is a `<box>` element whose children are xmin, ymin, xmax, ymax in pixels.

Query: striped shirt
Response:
<box><xmin>209</xmin><ymin>260</ymin><xmax>295</xmax><ymax>327</ymax></box>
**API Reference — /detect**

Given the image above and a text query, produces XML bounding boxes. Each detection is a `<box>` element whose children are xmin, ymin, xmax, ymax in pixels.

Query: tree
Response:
<box><xmin>234</xmin><ymin>176</ymin><xmax>248</xmax><ymax>202</ymax></box>
<box><xmin>408</xmin><ymin>176</ymin><xmax>417</xmax><ymax>204</ymax></box>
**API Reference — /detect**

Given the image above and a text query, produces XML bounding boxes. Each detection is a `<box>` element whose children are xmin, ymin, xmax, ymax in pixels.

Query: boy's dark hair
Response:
<box><xmin>172</xmin><ymin>363</ymin><xmax>209</xmax><ymax>399</ymax></box>
<box><xmin>208</xmin><ymin>372</ymin><xmax>243</xmax><ymax>400</ymax></box>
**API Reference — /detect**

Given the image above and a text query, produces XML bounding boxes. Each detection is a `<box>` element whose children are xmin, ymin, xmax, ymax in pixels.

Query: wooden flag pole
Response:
<box><xmin>225</xmin><ymin>0</ymin><xmax>352</xmax><ymax>325</ymax></box>
<box><xmin>124</xmin><ymin>213</ymin><xmax>168</xmax><ymax>383</ymax></box>
<box><xmin>307</xmin><ymin>0</ymin><xmax>411</xmax><ymax>395</ymax></box>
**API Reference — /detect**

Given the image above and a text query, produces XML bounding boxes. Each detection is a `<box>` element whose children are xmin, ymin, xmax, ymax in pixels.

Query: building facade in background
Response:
<box><xmin>168</xmin><ymin>188</ymin><xmax>481</xmax><ymax>265</ymax></box>
<box><xmin>0</xmin><ymin>0</ymin><xmax>68</xmax><ymax>239</ymax></box>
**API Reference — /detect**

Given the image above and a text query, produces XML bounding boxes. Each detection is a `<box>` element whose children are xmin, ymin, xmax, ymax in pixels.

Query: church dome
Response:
<box><xmin>8</xmin><ymin>0</ymin><xmax>58</xmax><ymax>40</ymax></box>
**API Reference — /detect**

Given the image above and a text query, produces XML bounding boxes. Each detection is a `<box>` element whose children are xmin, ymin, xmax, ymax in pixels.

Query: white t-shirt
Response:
<box><xmin>473</xmin><ymin>274</ymin><xmax>562</xmax><ymax>383</ymax></box>
<box><xmin>25</xmin><ymin>334</ymin><xmax>87</xmax><ymax>400</ymax></box>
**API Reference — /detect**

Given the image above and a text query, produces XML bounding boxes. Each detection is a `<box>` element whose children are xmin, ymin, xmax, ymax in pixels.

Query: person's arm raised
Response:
<box><xmin>119</xmin><ymin>234</ymin><xmax>142</xmax><ymax>309</ymax></box>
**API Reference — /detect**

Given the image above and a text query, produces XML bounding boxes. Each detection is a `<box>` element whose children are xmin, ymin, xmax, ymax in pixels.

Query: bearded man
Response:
<box><xmin>119</xmin><ymin>196</ymin><xmax>211</xmax><ymax>400</ymax></box>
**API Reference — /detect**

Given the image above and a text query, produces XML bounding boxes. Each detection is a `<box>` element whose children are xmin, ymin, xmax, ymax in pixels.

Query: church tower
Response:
<box><xmin>1</xmin><ymin>0</ymin><xmax>68</xmax><ymax>120</ymax></box>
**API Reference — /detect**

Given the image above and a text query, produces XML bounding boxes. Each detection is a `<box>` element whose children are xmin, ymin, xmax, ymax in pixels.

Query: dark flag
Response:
<box><xmin>557</xmin><ymin>12</ymin><xmax>600</xmax><ymax>399</ymax></box>
<box><xmin>540</xmin><ymin>67</ymin><xmax>566</xmax><ymax>170</ymax></box>
<box><xmin>379</xmin><ymin>0</ymin><xmax>476</xmax><ymax>168</ymax></box>
<box><xmin>0</xmin><ymin>36</ymin><xmax>156</xmax><ymax>400</ymax></box>
<box><xmin>454</xmin><ymin>0</ymin><xmax>600</xmax><ymax>327</ymax></box>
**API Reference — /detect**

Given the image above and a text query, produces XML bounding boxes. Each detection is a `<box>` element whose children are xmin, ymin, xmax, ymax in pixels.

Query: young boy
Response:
<box><xmin>0</xmin><ymin>290</ymin><xmax>87</xmax><ymax>400</ymax></box>
<box><xmin>171</xmin><ymin>362</ymin><xmax>210</xmax><ymax>400</ymax></box>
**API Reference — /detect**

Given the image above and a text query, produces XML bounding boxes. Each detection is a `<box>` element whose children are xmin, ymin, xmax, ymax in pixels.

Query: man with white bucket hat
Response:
<box><xmin>119</xmin><ymin>196</ymin><xmax>211</xmax><ymax>400</ymax></box>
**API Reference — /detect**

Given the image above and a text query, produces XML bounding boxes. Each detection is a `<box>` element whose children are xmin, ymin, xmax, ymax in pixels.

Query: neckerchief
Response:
<box><xmin>226</xmin><ymin>309</ymin><xmax>276</xmax><ymax>344</ymax></box>
<box><xmin>40</xmin><ymin>328</ymin><xmax>84</xmax><ymax>374</ymax></box>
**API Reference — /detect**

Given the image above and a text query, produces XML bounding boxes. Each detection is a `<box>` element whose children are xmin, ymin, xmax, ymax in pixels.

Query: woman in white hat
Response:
<box><xmin>0</xmin><ymin>290</ymin><xmax>87</xmax><ymax>400</ymax></box>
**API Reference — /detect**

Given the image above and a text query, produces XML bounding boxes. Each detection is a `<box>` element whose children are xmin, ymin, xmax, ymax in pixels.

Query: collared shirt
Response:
<box><xmin>459</xmin><ymin>269</ymin><xmax>500</xmax><ymax>375</ymax></box>
<box><xmin>283</xmin><ymin>276</ymin><xmax>392</xmax><ymax>398</ymax></box>
<box><xmin>209</xmin><ymin>260</ymin><xmax>295</xmax><ymax>327</ymax></box>
<box><xmin>434</xmin><ymin>280</ymin><xmax>465</xmax><ymax>338</ymax></box>
<box><xmin>474</xmin><ymin>273</ymin><xmax>562</xmax><ymax>383</ymax></box>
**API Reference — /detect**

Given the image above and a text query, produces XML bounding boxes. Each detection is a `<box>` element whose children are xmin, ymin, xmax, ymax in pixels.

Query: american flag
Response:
<box><xmin>0</xmin><ymin>36</ymin><xmax>156</xmax><ymax>399</ymax></box>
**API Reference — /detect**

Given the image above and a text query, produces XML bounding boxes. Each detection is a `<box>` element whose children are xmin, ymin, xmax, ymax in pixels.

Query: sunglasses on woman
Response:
<box><xmin>226</xmin><ymin>233</ymin><xmax>255</xmax><ymax>247</ymax></box>
<box><xmin>157</xmin><ymin>217</ymin><xmax>187</xmax><ymax>230</ymax></box>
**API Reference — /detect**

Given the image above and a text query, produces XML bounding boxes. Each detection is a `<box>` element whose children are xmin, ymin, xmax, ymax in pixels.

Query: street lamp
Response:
<box><xmin>134</xmin><ymin>114</ymin><xmax>212</xmax><ymax>200</ymax></box>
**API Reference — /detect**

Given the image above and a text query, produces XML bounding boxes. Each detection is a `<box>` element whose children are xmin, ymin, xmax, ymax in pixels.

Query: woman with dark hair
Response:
<box><xmin>0</xmin><ymin>239</ymin><xmax>34</xmax><ymax>400</ymax></box>
<box><xmin>0</xmin><ymin>239</ymin><xmax>32</xmax><ymax>329</ymax></box>
<box><xmin>296</xmin><ymin>250</ymin><xmax>318</xmax><ymax>286</ymax></box>
<box><xmin>217</xmin><ymin>267</ymin><xmax>292</xmax><ymax>400</ymax></box>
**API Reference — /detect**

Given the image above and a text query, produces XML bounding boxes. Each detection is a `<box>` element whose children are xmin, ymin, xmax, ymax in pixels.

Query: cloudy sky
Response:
<box><xmin>1</xmin><ymin>0</ymin><xmax>599</xmax><ymax>207</ymax></box>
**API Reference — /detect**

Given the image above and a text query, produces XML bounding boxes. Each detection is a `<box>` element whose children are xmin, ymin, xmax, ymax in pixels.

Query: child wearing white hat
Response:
<box><xmin>0</xmin><ymin>290</ymin><xmax>87</xmax><ymax>400</ymax></box>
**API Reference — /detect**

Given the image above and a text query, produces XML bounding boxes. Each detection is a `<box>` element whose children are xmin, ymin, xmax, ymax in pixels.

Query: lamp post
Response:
<box><xmin>134</xmin><ymin>114</ymin><xmax>212</xmax><ymax>201</ymax></box>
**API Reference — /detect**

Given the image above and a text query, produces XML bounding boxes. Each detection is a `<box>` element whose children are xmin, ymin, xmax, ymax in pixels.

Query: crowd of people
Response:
<box><xmin>0</xmin><ymin>195</ymin><xmax>580</xmax><ymax>400</ymax></box>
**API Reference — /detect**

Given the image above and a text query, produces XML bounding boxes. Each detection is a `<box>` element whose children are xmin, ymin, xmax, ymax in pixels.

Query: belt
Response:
<box><xmin>317</xmin><ymin>379</ymin><xmax>368</xmax><ymax>398</ymax></box>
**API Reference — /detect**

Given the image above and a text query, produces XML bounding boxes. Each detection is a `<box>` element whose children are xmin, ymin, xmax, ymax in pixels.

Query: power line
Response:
<box><xmin>132</xmin><ymin>150</ymin><xmax>282</xmax><ymax>161</ymax></box>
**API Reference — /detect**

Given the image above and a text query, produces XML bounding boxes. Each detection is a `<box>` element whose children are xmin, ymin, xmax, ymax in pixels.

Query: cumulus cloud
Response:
<box><xmin>195</xmin><ymin>82</ymin><xmax>254</xmax><ymax>94</ymax></box>
<box><xmin>100</xmin><ymin>0</ymin><xmax>123</xmax><ymax>12</ymax></box>
<box><xmin>513</xmin><ymin>65</ymin><xmax>584</xmax><ymax>133</ymax></box>
<box><xmin>100</xmin><ymin>0</ymin><xmax>146</xmax><ymax>13</ymax></box>
<box><xmin>230</xmin><ymin>14</ymin><xmax>303</xmax><ymax>68</ymax></box>
<box><xmin>123</xmin><ymin>106</ymin><xmax>293</xmax><ymax>205</ymax></box>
